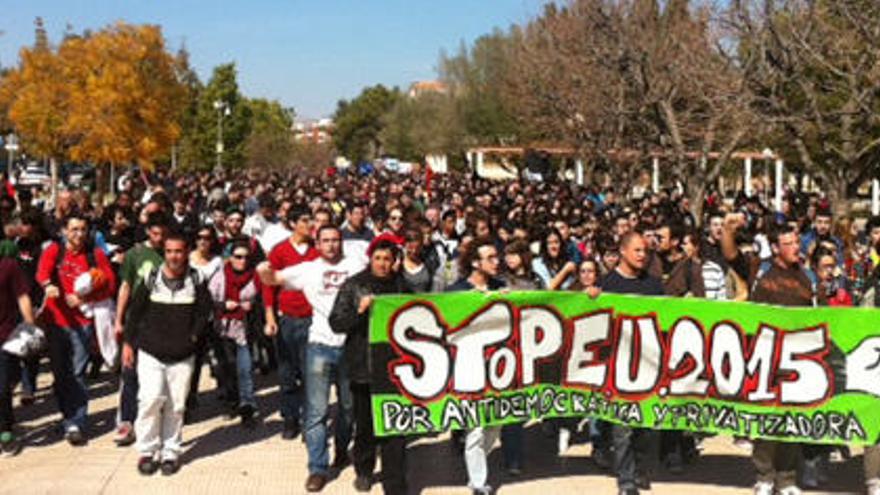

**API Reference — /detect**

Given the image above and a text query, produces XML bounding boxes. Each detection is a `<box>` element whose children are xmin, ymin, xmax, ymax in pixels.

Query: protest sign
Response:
<box><xmin>368</xmin><ymin>291</ymin><xmax>880</xmax><ymax>445</ymax></box>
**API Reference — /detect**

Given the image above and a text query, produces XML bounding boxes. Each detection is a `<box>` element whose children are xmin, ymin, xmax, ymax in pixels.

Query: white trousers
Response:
<box><xmin>134</xmin><ymin>350</ymin><xmax>194</xmax><ymax>461</ymax></box>
<box><xmin>465</xmin><ymin>426</ymin><xmax>500</xmax><ymax>491</ymax></box>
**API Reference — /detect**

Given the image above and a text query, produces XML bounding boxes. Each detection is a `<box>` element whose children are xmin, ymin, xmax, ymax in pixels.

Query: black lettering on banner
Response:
<box><xmin>479</xmin><ymin>398</ymin><xmax>495</xmax><ymax>419</ymax></box>
<box><xmin>845</xmin><ymin>414</ymin><xmax>867</xmax><ymax>441</ymax></box>
<box><xmin>798</xmin><ymin>415</ymin><xmax>812</xmax><ymax>438</ymax></box>
<box><xmin>441</xmin><ymin>400</ymin><xmax>466</xmax><ymax>430</ymax></box>
<box><xmin>511</xmin><ymin>395</ymin><xmax>525</xmax><ymax>417</ymax></box>
<box><xmin>716</xmin><ymin>407</ymin><xmax>739</xmax><ymax>431</ymax></box>
<box><xmin>525</xmin><ymin>391</ymin><xmax>541</xmax><ymax>415</ymax></box>
<box><xmin>829</xmin><ymin>413</ymin><xmax>844</xmax><ymax>439</ymax></box>
<box><xmin>739</xmin><ymin>411</ymin><xmax>759</xmax><ymax>435</ymax></box>
<box><xmin>784</xmin><ymin>415</ymin><xmax>800</xmax><ymax>436</ymax></box>
<box><xmin>653</xmin><ymin>405</ymin><xmax>670</xmax><ymax>426</ymax></box>
<box><xmin>586</xmin><ymin>393</ymin><xmax>606</xmax><ymax>414</ymax></box>
<box><xmin>614</xmin><ymin>402</ymin><xmax>643</xmax><ymax>424</ymax></box>
<box><xmin>381</xmin><ymin>402</ymin><xmax>434</xmax><ymax>433</ymax></box>
<box><xmin>571</xmin><ymin>392</ymin><xmax>587</xmax><ymax>413</ymax></box>
<box><xmin>553</xmin><ymin>390</ymin><xmax>567</xmax><ymax>413</ymax></box>
<box><xmin>496</xmin><ymin>396</ymin><xmax>513</xmax><ymax>420</ymax></box>
<box><xmin>812</xmin><ymin>412</ymin><xmax>827</xmax><ymax>440</ymax></box>
<box><xmin>764</xmin><ymin>415</ymin><xmax>783</xmax><ymax>436</ymax></box>
<box><xmin>382</xmin><ymin>402</ymin><xmax>403</xmax><ymax>433</ymax></box>
<box><xmin>685</xmin><ymin>403</ymin><xmax>702</xmax><ymax>428</ymax></box>
<box><xmin>541</xmin><ymin>389</ymin><xmax>556</xmax><ymax>414</ymax></box>
<box><xmin>460</xmin><ymin>399</ymin><xmax>479</xmax><ymax>425</ymax></box>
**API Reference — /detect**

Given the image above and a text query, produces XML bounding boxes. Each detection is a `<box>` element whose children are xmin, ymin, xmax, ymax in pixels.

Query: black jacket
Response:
<box><xmin>329</xmin><ymin>269</ymin><xmax>409</xmax><ymax>383</ymax></box>
<box><xmin>124</xmin><ymin>266</ymin><xmax>212</xmax><ymax>363</ymax></box>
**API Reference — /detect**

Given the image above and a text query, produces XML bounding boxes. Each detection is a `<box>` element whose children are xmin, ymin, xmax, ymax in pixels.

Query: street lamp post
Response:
<box><xmin>4</xmin><ymin>133</ymin><xmax>19</xmax><ymax>173</ymax></box>
<box><xmin>213</xmin><ymin>100</ymin><xmax>230</xmax><ymax>171</ymax></box>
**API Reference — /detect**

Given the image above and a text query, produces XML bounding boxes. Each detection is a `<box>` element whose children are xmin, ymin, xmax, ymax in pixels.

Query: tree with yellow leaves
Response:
<box><xmin>0</xmin><ymin>20</ymin><xmax>186</xmax><ymax>197</ymax></box>
<box><xmin>63</xmin><ymin>23</ymin><xmax>185</xmax><ymax>192</ymax></box>
<box><xmin>0</xmin><ymin>18</ymin><xmax>70</xmax><ymax>201</ymax></box>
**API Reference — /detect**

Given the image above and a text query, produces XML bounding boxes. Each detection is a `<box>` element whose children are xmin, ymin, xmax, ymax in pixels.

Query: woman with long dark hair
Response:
<box><xmin>534</xmin><ymin>228</ymin><xmax>577</xmax><ymax>290</ymax></box>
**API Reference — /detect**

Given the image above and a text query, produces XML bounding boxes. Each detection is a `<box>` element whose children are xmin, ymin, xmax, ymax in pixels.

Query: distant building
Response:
<box><xmin>408</xmin><ymin>80</ymin><xmax>448</xmax><ymax>99</ymax></box>
<box><xmin>294</xmin><ymin>118</ymin><xmax>334</xmax><ymax>144</ymax></box>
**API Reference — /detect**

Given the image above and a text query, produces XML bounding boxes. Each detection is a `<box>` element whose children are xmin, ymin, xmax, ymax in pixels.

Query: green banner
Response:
<box><xmin>368</xmin><ymin>291</ymin><xmax>880</xmax><ymax>444</ymax></box>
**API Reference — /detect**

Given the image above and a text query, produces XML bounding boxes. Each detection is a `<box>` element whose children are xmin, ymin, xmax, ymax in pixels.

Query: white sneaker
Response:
<box><xmin>867</xmin><ymin>478</ymin><xmax>880</xmax><ymax>495</ymax></box>
<box><xmin>753</xmin><ymin>482</ymin><xmax>773</xmax><ymax>495</ymax></box>
<box><xmin>777</xmin><ymin>486</ymin><xmax>802</xmax><ymax>495</ymax></box>
<box><xmin>801</xmin><ymin>458</ymin><xmax>819</xmax><ymax>489</ymax></box>
<box><xmin>735</xmin><ymin>437</ymin><xmax>754</xmax><ymax>454</ymax></box>
<box><xmin>557</xmin><ymin>428</ymin><xmax>571</xmax><ymax>456</ymax></box>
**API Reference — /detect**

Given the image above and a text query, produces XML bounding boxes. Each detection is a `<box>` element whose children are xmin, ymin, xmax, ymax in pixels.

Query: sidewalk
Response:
<box><xmin>0</xmin><ymin>369</ymin><xmax>863</xmax><ymax>494</ymax></box>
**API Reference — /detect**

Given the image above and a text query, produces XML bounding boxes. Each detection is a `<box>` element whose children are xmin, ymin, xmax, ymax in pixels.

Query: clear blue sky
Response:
<box><xmin>1</xmin><ymin>0</ymin><xmax>544</xmax><ymax>119</ymax></box>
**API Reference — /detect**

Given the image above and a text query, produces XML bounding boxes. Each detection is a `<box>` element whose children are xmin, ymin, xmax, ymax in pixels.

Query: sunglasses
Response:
<box><xmin>389</xmin><ymin>216</ymin><xmax>403</xmax><ymax>221</ymax></box>
<box><xmin>231</xmin><ymin>254</ymin><xmax>248</xmax><ymax>260</ymax></box>
<box><xmin>197</xmin><ymin>235</ymin><xmax>212</xmax><ymax>241</ymax></box>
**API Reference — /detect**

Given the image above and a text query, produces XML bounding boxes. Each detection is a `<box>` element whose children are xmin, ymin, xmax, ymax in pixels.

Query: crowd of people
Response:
<box><xmin>0</xmin><ymin>165</ymin><xmax>878</xmax><ymax>495</ymax></box>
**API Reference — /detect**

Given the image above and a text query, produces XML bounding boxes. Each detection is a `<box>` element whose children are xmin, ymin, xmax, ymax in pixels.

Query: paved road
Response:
<box><xmin>0</xmin><ymin>368</ymin><xmax>864</xmax><ymax>494</ymax></box>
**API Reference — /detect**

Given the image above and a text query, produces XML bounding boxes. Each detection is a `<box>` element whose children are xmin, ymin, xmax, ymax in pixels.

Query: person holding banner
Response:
<box><xmin>723</xmin><ymin>215</ymin><xmax>814</xmax><ymax>495</ymax></box>
<box><xmin>598</xmin><ymin>231</ymin><xmax>664</xmax><ymax>495</ymax></box>
<box><xmin>447</xmin><ymin>237</ymin><xmax>506</xmax><ymax>495</ymax></box>
<box><xmin>329</xmin><ymin>239</ymin><xmax>410</xmax><ymax>494</ymax></box>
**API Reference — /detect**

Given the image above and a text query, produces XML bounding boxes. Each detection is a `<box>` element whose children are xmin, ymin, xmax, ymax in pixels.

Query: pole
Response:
<box><xmin>744</xmin><ymin>157</ymin><xmax>752</xmax><ymax>197</ymax></box>
<box><xmin>774</xmin><ymin>159</ymin><xmax>784</xmax><ymax>212</ymax></box>
<box><xmin>873</xmin><ymin>179</ymin><xmax>880</xmax><ymax>216</ymax></box>
<box><xmin>216</xmin><ymin>107</ymin><xmax>223</xmax><ymax>171</ymax></box>
<box><xmin>652</xmin><ymin>156</ymin><xmax>660</xmax><ymax>193</ymax></box>
<box><xmin>575</xmin><ymin>159</ymin><xmax>584</xmax><ymax>186</ymax></box>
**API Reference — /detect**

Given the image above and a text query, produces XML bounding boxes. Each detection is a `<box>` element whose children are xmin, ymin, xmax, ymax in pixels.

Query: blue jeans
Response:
<box><xmin>47</xmin><ymin>325</ymin><xmax>93</xmax><ymax>431</ymax></box>
<box><xmin>18</xmin><ymin>356</ymin><xmax>39</xmax><ymax>396</ymax></box>
<box><xmin>234</xmin><ymin>341</ymin><xmax>255</xmax><ymax>407</ymax></box>
<box><xmin>501</xmin><ymin>423</ymin><xmax>524</xmax><ymax>470</ymax></box>
<box><xmin>613</xmin><ymin>425</ymin><xmax>652</xmax><ymax>490</ymax></box>
<box><xmin>304</xmin><ymin>343</ymin><xmax>352</xmax><ymax>476</ymax></box>
<box><xmin>275</xmin><ymin>316</ymin><xmax>310</xmax><ymax>422</ymax></box>
<box><xmin>119</xmin><ymin>364</ymin><xmax>138</xmax><ymax>424</ymax></box>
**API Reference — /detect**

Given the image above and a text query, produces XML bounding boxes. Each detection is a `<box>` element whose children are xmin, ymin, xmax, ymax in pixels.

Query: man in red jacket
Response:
<box><xmin>263</xmin><ymin>206</ymin><xmax>318</xmax><ymax>440</ymax></box>
<box><xmin>36</xmin><ymin>213</ymin><xmax>116</xmax><ymax>446</ymax></box>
